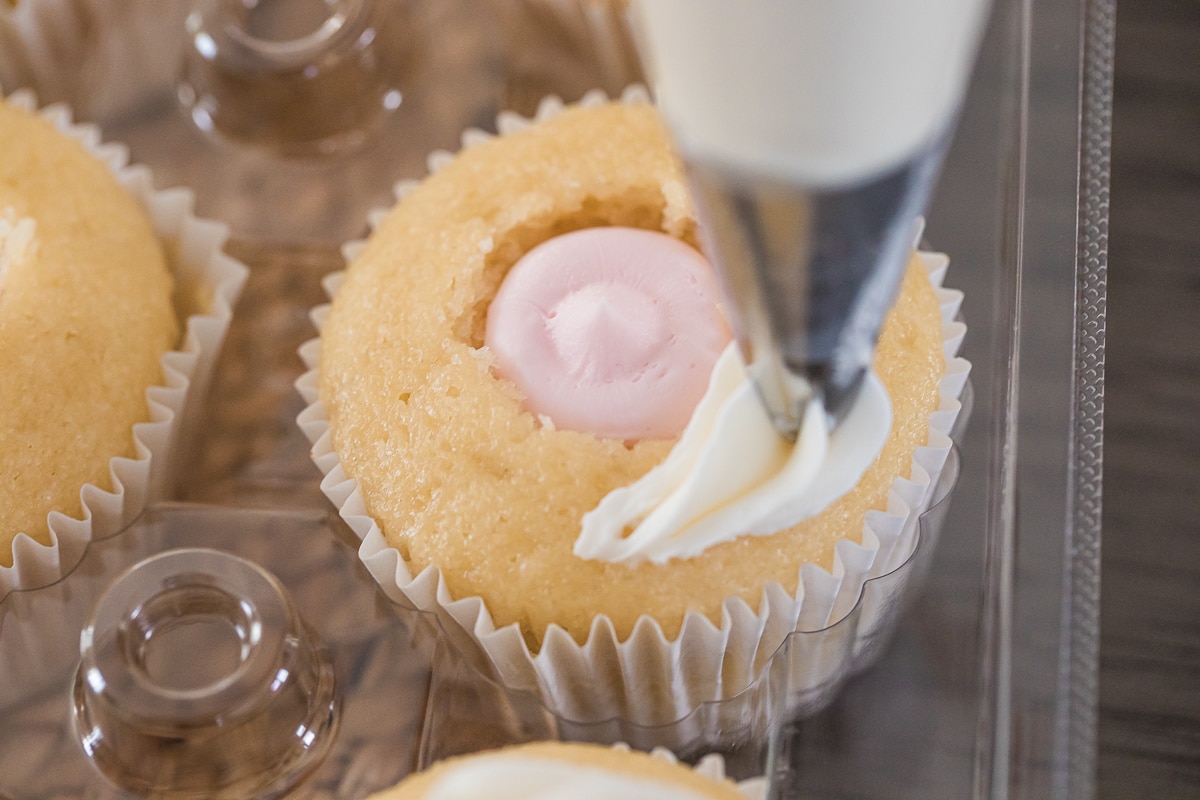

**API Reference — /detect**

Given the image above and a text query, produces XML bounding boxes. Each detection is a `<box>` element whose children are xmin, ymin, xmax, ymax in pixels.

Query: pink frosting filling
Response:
<box><xmin>485</xmin><ymin>227</ymin><xmax>731</xmax><ymax>440</ymax></box>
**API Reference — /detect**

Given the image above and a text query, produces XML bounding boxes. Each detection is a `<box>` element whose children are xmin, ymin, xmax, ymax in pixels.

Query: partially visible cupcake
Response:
<box><xmin>298</xmin><ymin>89</ymin><xmax>968</xmax><ymax>726</ymax></box>
<box><xmin>0</xmin><ymin>90</ymin><xmax>246</xmax><ymax>596</ymax></box>
<box><xmin>366</xmin><ymin>742</ymin><xmax>762</xmax><ymax>800</ymax></box>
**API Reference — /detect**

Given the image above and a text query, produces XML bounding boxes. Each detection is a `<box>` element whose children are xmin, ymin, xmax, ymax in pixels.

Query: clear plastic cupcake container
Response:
<box><xmin>0</xmin><ymin>0</ymin><xmax>1110</xmax><ymax>798</ymax></box>
<box><xmin>0</xmin><ymin>507</ymin><xmax>433</xmax><ymax>799</ymax></box>
<box><xmin>0</xmin><ymin>505</ymin><xmax>779</xmax><ymax>796</ymax></box>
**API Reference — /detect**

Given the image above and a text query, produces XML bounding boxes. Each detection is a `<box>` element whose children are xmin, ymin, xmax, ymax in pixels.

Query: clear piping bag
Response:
<box><xmin>629</xmin><ymin>0</ymin><xmax>990</xmax><ymax>438</ymax></box>
<box><xmin>629</xmin><ymin>2</ymin><xmax>990</xmax><ymax>795</ymax></box>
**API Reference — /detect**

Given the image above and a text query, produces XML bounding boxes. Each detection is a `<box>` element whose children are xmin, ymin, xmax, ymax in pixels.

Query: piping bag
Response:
<box><xmin>628</xmin><ymin>0</ymin><xmax>990</xmax><ymax>439</ymax></box>
<box><xmin>627</xmin><ymin>1</ymin><xmax>989</xmax><ymax>795</ymax></box>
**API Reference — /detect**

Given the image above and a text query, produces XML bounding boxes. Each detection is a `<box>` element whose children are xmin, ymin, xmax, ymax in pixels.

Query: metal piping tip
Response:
<box><xmin>684</xmin><ymin>134</ymin><xmax>946</xmax><ymax>440</ymax></box>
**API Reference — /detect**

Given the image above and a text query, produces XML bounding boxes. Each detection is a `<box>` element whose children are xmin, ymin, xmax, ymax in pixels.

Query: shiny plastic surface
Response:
<box><xmin>74</xmin><ymin>548</ymin><xmax>338</xmax><ymax>799</ymax></box>
<box><xmin>0</xmin><ymin>0</ymin><xmax>1109</xmax><ymax>797</ymax></box>
<box><xmin>0</xmin><ymin>462</ymin><xmax>959</xmax><ymax>797</ymax></box>
<box><xmin>0</xmin><ymin>506</ymin><xmax>438</xmax><ymax>800</ymax></box>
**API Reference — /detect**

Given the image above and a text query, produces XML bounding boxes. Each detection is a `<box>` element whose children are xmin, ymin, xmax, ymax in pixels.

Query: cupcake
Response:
<box><xmin>366</xmin><ymin>742</ymin><xmax>761</xmax><ymax>800</ymax></box>
<box><xmin>298</xmin><ymin>89</ymin><xmax>968</xmax><ymax>726</ymax></box>
<box><xmin>0</xmin><ymin>90</ymin><xmax>246</xmax><ymax>596</ymax></box>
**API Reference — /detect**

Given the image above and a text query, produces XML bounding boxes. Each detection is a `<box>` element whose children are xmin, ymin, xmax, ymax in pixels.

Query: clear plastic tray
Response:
<box><xmin>0</xmin><ymin>0</ymin><xmax>1111</xmax><ymax>797</ymax></box>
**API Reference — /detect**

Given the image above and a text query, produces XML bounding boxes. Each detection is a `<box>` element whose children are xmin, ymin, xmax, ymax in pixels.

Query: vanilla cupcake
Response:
<box><xmin>298</xmin><ymin>89</ymin><xmax>968</xmax><ymax>727</ymax></box>
<box><xmin>0</xmin><ymin>91</ymin><xmax>245</xmax><ymax>596</ymax></box>
<box><xmin>366</xmin><ymin>743</ymin><xmax>761</xmax><ymax>800</ymax></box>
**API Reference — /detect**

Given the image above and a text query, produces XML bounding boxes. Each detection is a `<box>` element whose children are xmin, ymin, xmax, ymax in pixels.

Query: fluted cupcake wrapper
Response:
<box><xmin>297</xmin><ymin>87</ymin><xmax>970</xmax><ymax>729</ymax></box>
<box><xmin>482</xmin><ymin>0</ymin><xmax>642</xmax><ymax>109</ymax></box>
<box><xmin>0</xmin><ymin>1</ymin><xmax>181</xmax><ymax>122</ymax></box>
<box><xmin>0</xmin><ymin>90</ymin><xmax>248</xmax><ymax>599</ymax></box>
<box><xmin>643</xmin><ymin>746</ymin><xmax>765</xmax><ymax>799</ymax></box>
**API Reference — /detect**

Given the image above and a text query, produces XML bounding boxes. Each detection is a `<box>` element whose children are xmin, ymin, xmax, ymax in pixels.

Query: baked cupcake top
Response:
<box><xmin>319</xmin><ymin>100</ymin><xmax>944</xmax><ymax>647</ymax></box>
<box><xmin>0</xmin><ymin>98</ymin><xmax>178</xmax><ymax>565</ymax></box>
<box><xmin>366</xmin><ymin>742</ymin><xmax>744</xmax><ymax>800</ymax></box>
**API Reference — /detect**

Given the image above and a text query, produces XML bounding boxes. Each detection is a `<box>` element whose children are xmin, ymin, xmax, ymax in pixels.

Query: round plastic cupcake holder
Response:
<box><xmin>0</xmin><ymin>2</ymin><xmax>974</xmax><ymax>797</ymax></box>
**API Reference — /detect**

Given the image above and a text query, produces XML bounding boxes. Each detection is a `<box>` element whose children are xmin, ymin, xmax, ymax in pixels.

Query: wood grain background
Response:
<box><xmin>1100</xmin><ymin>0</ymin><xmax>1200</xmax><ymax>797</ymax></box>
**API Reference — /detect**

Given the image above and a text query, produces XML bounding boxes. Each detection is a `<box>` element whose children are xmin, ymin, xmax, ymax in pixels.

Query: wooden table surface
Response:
<box><xmin>1099</xmin><ymin>0</ymin><xmax>1200</xmax><ymax>797</ymax></box>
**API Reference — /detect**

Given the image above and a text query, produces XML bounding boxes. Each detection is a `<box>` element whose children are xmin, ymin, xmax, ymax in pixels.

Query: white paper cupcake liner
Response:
<box><xmin>0</xmin><ymin>89</ymin><xmax>248</xmax><ymax>599</ymax></box>
<box><xmin>0</xmin><ymin>0</ymin><xmax>184</xmax><ymax>122</ymax></box>
<box><xmin>484</xmin><ymin>0</ymin><xmax>642</xmax><ymax>107</ymax></box>
<box><xmin>645</xmin><ymin>746</ymin><xmax>766</xmax><ymax>800</ymax></box>
<box><xmin>297</xmin><ymin>87</ymin><xmax>970</xmax><ymax>728</ymax></box>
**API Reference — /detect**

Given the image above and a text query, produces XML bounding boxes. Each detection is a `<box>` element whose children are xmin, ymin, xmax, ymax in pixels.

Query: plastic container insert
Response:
<box><xmin>0</xmin><ymin>0</ymin><xmax>1110</xmax><ymax>797</ymax></box>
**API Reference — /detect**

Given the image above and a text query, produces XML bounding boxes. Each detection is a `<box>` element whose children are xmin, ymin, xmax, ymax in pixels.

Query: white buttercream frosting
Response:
<box><xmin>575</xmin><ymin>342</ymin><xmax>890</xmax><ymax>565</ymax></box>
<box><xmin>631</xmin><ymin>0</ymin><xmax>990</xmax><ymax>187</ymax></box>
<box><xmin>424</xmin><ymin>755</ymin><xmax>716</xmax><ymax>800</ymax></box>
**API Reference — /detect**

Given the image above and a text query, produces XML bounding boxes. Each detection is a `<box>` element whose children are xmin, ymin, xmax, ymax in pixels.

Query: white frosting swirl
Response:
<box><xmin>575</xmin><ymin>343</ymin><xmax>890</xmax><ymax>565</ymax></box>
<box><xmin>425</xmin><ymin>755</ymin><xmax>715</xmax><ymax>800</ymax></box>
